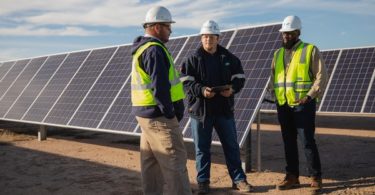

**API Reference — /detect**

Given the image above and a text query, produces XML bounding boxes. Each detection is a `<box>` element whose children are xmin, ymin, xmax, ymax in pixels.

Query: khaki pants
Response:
<box><xmin>136</xmin><ymin>116</ymin><xmax>192</xmax><ymax>195</ymax></box>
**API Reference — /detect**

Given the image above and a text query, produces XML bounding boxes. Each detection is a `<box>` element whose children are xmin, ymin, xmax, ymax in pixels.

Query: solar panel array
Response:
<box><xmin>320</xmin><ymin>47</ymin><xmax>375</xmax><ymax>113</ymax></box>
<box><xmin>0</xmin><ymin>23</ymin><xmax>374</xmax><ymax>148</ymax></box>
<box><xmin>0</xmin><ymin>57</ymin><xmax>48</xmax><ymax>117</ymax></box>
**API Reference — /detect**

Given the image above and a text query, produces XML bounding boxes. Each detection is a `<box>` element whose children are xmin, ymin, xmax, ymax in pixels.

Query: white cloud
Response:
<box><xmin>0</xmin><ymin>25</ymin><xmax>102</xmax><ymax>36</ymax></box>
<box><xmin>1</xmin><ymin>0</ymin><xmax>374</xmax><ymax>36</ymax></box>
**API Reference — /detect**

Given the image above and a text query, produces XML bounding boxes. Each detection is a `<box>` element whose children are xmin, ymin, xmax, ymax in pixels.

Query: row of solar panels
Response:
<box><xmin>0</xmin><ymin>23</ymin><xmax>374</xmax><ymax>147</ymax></box>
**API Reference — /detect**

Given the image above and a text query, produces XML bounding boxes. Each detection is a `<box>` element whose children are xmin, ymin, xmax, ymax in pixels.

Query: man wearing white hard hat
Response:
<box><xmin>269</xmin><ymin>15</ymin><xmax>327</xmax><ymax>192</ymax></box>
<box><xmin>181</xmin><ymin>20</ymin><xmax>252</xmax><ymax>194</ymax></box>
<box><xmin>131</xmin><ymin>6</ymin><xmax>192</xmax><ymax>195</ymax></box>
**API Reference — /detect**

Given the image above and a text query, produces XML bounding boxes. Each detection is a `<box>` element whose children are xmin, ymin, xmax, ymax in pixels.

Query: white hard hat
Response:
<box><xmin>143</xmin><ymin>6</ymin><xmax>175</xmax><ymax>26</ymax></box>
<box><xmin>199</xmin><ymin>20</ymin><xmax>221</xmax><ymax>36</ymax></box>
<box><xmin>279</xmin><ymin>15</ymin><xmax>302</xmax><ymax>32</ymax></box>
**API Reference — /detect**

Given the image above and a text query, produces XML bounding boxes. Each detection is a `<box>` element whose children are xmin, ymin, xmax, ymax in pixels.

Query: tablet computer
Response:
<box><xmin>210</xmin><ymin>85</ymin><xmax>231</xmax><ymax>93</ymax></box>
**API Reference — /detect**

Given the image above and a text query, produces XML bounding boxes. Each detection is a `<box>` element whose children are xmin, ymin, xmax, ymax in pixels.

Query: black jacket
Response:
<box><xmin>181</xmin><ymin>45</ymin><xmax>245</xmax><ymax>121</ymax></box>
<box><xmin>131</xmin><ymin>36</ymin><xmax>184</xmax><ymax>121</ymax></box>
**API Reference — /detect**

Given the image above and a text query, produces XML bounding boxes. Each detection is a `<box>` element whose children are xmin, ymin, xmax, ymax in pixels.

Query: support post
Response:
<box><xmin>38</xmin><ymin>125</ymin><xmax>47</xmax><ymax>141</ymax></box>
<box><xmin>241</xmin><ymin>127</ymin><xmax>252</xmax><ymax>173</ymax></box>
<box><xmin>256</xmin><ymin>111</ymin><xmax>262</xmax><ymax>172</ymax></box>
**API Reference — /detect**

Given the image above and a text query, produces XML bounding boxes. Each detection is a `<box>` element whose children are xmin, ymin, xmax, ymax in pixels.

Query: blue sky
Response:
<box><xmin>1</xmin><ymin>0</ymin><xmax>374</xmax><ymax>62</ymax></box>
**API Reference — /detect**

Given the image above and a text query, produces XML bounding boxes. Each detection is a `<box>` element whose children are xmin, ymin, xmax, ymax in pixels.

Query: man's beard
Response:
<box><xmin>282</xmin><ymin>38</ymin><xmax>299</xmax><ymax>49</ymax></box>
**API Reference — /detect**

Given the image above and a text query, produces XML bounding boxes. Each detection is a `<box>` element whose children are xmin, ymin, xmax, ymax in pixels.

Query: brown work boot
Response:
<box><xmin>232</xmin><ymin>180</ymin><xmax>254</xmax><ymax>192</ymax></box>
<box><xmin>310</xmin><ymin>176</ymin><xmax>322</xmax><ymax>192</ymax></box>
<box><xmin>276</xmin><ymin>174</ymin><xmax>300</xmax><ymax>190</ymax></box>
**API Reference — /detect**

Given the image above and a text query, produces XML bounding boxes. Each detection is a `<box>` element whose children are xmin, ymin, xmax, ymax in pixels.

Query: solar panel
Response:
<box><xmin>98</xmin><ymin>84</ymin><xmax>137</xmax><ymax>132</ymax></box>
<box><xmin>0</xmin><ymin>61</ymin><xmax>17</xmax><ymax>81</ymax></box>
<box><xmin>364</xmin><ymin>71</ymin><xmax>375</xmax><ymax>113</ymax></box>
<box><xmin>0</xmin><ymin>57</ymin><xmax>48</xmax><ymax>117</ymax></box>
<box><xmin>165</xmin><ymin>37</ymin><xmax>188</xmax><ymax>59</ymax></box>
<box><xmin>174</xmin><ymin>35</ymin><xmax>202</xmax><ymax>69</ymax></box>
<box><xmin>22</xmin><ymin>51</ymin><xmax>90</xmax><ymax>122</ymax></box>
<box><xmin>43</xmin><ymin>47</ymin><xmax>117</xmax><ymax>125</ymax></box>
<box><xmin>321</xmin><ymin>50</ymin><xmax>341</xmax><ymax>77</ymax></box>
<box><xmin>4</xmin><ymin>54</ymin><xmax>68</xmax><ymax>120</ymax></box>
<box><xmin>69</xmin><ymin>46</ymin><xmax>132</xmax><ymax>129</ymax></box>
<box><xmin>219</xmin><ymin>31</ymin><xmax>235</xmax><ymax>49</ymax></box>
<box><xmin>182</xmin><ymin>25</ymin><xmax>282</xmax><ymax>146</ymax></box>
<box><xmin>320</xmin><ymin>47</ymin><xmax>375</xmax><ymax>113</ymax></box>
<box><xmin>0</xmin><ymin>59</ymin><xmax>31</xmax><ymax>99</ymax></box>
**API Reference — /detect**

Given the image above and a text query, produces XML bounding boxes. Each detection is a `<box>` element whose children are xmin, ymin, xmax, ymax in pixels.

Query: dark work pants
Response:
<box><xmin>276</xmin><ymin>100</ymin><xmax>322</xmax><ymax>178</ymax></box>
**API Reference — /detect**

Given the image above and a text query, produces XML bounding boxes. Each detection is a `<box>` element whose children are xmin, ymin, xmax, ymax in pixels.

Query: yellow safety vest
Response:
<box><xmin>274</xmin><ymin>42</ymin><xmax>314</xmax><ymax>106</ymax></box>
<box><xmin>131</xmin><ymin>41</ymin><xmax>185</xmax><ymax>106</ymax></box>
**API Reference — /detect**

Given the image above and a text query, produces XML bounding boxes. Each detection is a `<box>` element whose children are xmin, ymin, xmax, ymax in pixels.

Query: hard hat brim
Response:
<box><xmin>199</xmin><ymin>33</ymin><xmax>221</xmax><ymax>36</ymax></box>
<box><xmin>142</xmin><ymin>20</ymin><xmax>175</xmax><ymax>26</ymax></box>
<box><xmin>279</xmin><ymin>28</ymin><xmax>299</xmax><ymax>32</ymax></box>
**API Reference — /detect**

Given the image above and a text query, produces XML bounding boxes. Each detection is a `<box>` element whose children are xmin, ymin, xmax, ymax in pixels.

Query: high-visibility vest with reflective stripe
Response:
<box><xmin>131</xmin><ymin>41</ymin><xmax>185</xmax><ymax>106</ymax></box>
<box><xmin>274</xmin><ymin>42</ymin><xmax>314</xmax><ymax>106</ymax></box>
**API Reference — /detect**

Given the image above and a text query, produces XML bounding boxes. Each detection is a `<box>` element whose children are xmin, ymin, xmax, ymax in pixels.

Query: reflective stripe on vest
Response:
<box><xmin>274</xmin><ymin>42</ymin><xmax>314</xmax><ymax>106</ymax></box>
<box><xmin>131</xmin><ymin>41</ymin><xmax>185</xmax><ymax>106</ymax></box>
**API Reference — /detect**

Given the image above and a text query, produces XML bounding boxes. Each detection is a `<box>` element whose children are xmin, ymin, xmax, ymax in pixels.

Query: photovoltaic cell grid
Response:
<box><xmin>321</xmin><ymin>50</ymin><xmax>340</xmax><ymax>77</ymax></box>
<box><xmin>0</xmin><ymin>59</ymin><xmax>31</xmax><ymax>99</ymax></box>
<box><xmin>0</xmin><ymin>57</ymin><xmax>48</xmax><ymax>117</ymax></box>
<box><xmin>174</xmin><ymin>35</ymin><xmax>202</xmax><ymax>70</ymax></box>
<box><xmin>22</xmin><ymin>51</ymin><xmax>90</xmax><ymax>122</ymax></box>
<box><xmin>95</xmin><ymin>45</ymin><xmax>137</xmax><ymax>132</ymax></box>
<box><xmin>165</xmin><ymin>37</ymin><xmax>188</xmax><ymax>59</ymax></box>
<box><xmin>219</xmin><ymin>31</ymin><xmax>235</xmax><ymax>49</ymax></box>
<box><xmin>261</xmin><ymin>49</ymin><xmax>341</xmax><ymax>111</ymax></box>
<box><xmin>320</xmin><ymin>47</ymin><xmax>375</xmax><ymax>113</ymax></box>
<box><xmin>5</xmin><ymin>54</ymin><xmax>68</xmax><ymax>120</ymax></box>
<box><xmin>0</xmin><ymin>61</ymin><xmax>16</xmax><ymax>81</ymax></box>
<box><xmin>70</xmin><ymin>46</ymin><xmax>133</xmax><ymax>129</ymax></box>
<box><xmin>99</xmin><ymin>84</ymin><xmax>136</xmax><ymax>131</ymax></box>
<box><xmin>364</xmin><ymin>75</ymin><xmax>375</xmax><ymax>113</ymax></box>
<box><xmin>44</xmin><ymin>47</ymin><xmax>117</xmax><ymax>125</ymax></box>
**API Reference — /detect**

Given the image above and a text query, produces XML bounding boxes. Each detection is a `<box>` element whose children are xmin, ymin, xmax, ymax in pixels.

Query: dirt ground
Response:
<box><xmin>0</xmin><ymin>115</ymin><xmax>374</xmax><ymax>195</ymax></box>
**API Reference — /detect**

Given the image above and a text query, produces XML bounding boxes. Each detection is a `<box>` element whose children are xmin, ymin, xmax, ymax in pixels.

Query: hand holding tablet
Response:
<box><xmin>209</xmin><ymin>85</ymin><xmax>231</xmax><ymax>93</ymax></box>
